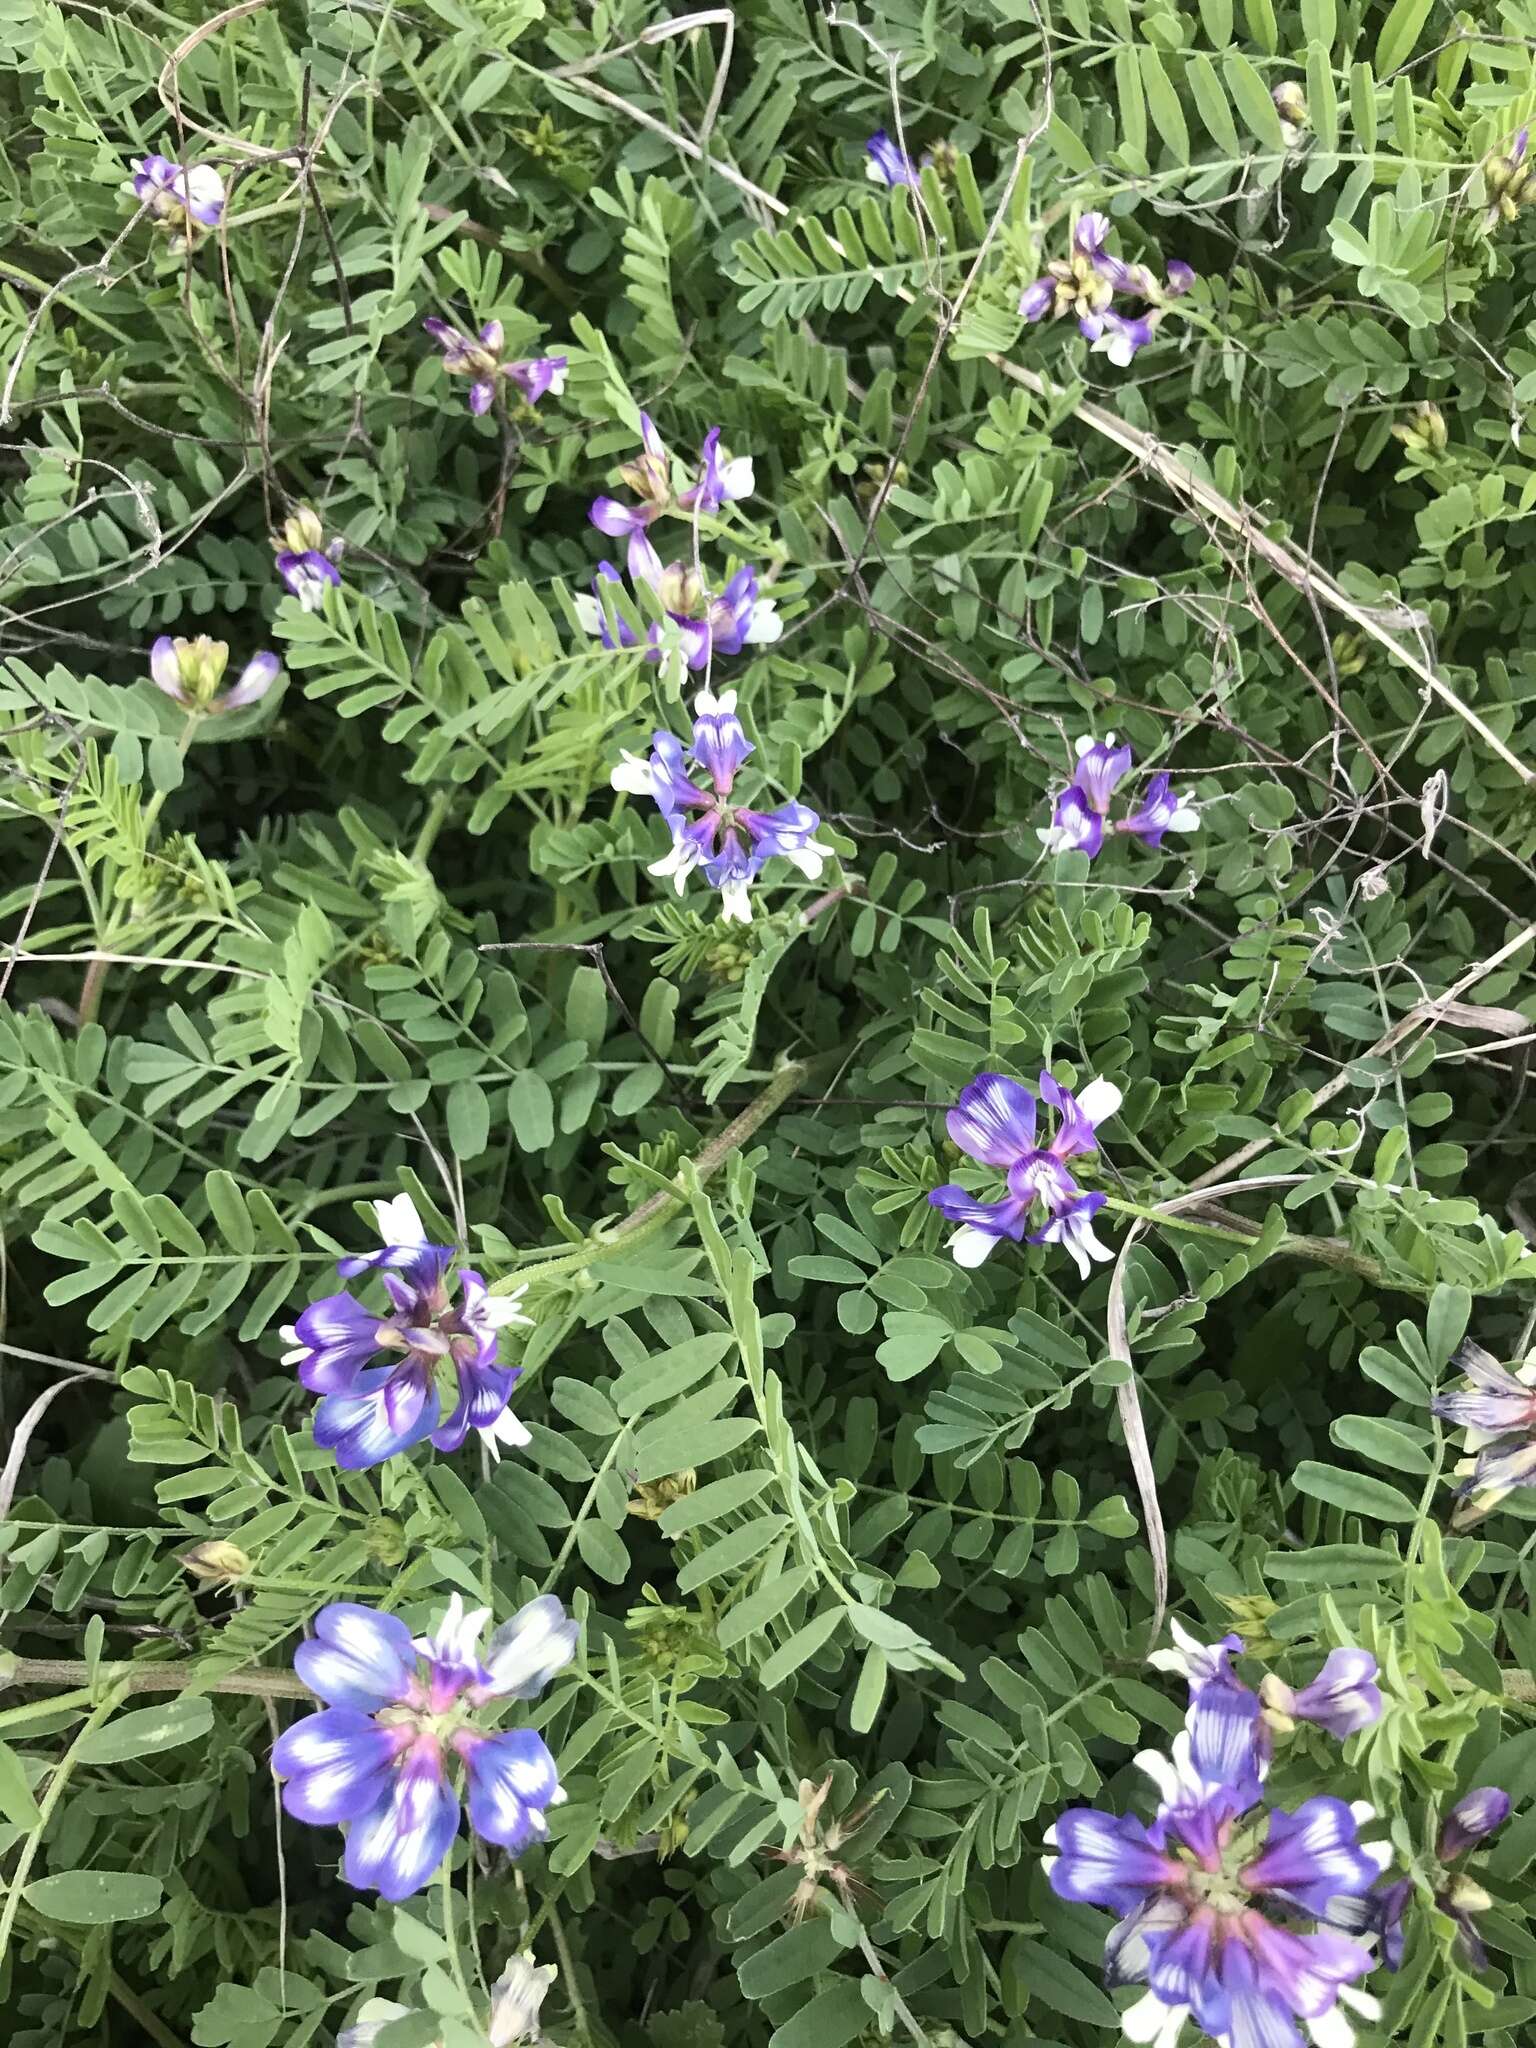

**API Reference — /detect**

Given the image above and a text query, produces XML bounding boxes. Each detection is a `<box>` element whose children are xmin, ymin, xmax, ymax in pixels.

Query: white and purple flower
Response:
<box><xmin>128</xmin><ymin>155</ymin><xmax>226</xmax><ymax>246</ymax></box>
<box><xmin>1045</xmin><ymin>1680</ymin><xmax>1391</xmax><ymax>2048</ymax></box>
<box><xmin>1153</xmin><ymin>1620</ymin><xmax>1384</xmax><ymax>1757</ymax></box>
<box><xmin>609</xmin><ymin>687</ymin><xmax>830</xmax><ymax>923</ymax></box>
<box><xmin>272</xmin><ymin>1593</ymin><xmax>577</xmax><ymax>1900</ymax></box>
<box><xmin>577</xmin><ymin>539</ymin><xmax>782</xmax><ymax>674</ymax></box>
<box><xmin>272</xmin><ymin>506</ymin><xmax>342</xmax><ymax>611</ymax></box>
<box><xmin>591</xmin><ymin>416</ymin><xmax>754</xmax><ymax>573</ymax></box>
<box><xmin>1431</xmin><ymin>1338</ymin><xmax>1536</xmax><ymax>1523</ymax></box>
<box><xmin>926</xmin><ymin>1068</ymin><xmax>1122</xmax><ymax>1276</ymax></box>
<box><xmin>148</xmin><ymin>636</ymin><xmax>279</xmax><ymax>715</ymax></box>
<box><xmin>1019</xmin><ymin>212</ymin><xmax>1194</xmax><ymax>365</ymax></box>
<box><xmin>281</xmin><ymin>1193</ymin><xmax>531</xmax><ymax>1469</ymax></box>
<box><xmin>865</xmin><ymin>129</ymin><xmax>919</xmax><ymax>188</ymax></box>
<box><xmin>1039</xmin><ymin>734</ymin><xmax>1198</xmax><ymax>858</ymax></box>
<box><xmin>423</xmin><ymin>317</ymin><xmax>567</xmax><ymax>417</ymax></box>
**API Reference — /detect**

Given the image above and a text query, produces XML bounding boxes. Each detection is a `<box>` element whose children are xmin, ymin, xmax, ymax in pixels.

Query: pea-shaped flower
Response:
<box><xmin>273</xmin><ymin>1594</ymin><xmax>577</xmax><ymax>1900</ymax></box>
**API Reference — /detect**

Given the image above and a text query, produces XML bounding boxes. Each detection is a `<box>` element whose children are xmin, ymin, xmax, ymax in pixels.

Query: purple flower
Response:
<box><xmin>576</xmin><ymin>546</ymin><xmax>781</xmax><ymax>672</ymax></box>
<box><xmin>128</xmin><ymin>155</ymin><xmax>226</xmax><ymax>241</ymax></box>
<box><xmin>1122</xmin><ymin>772</ymin><xmax>1200</xmax><ymax>848</ymax></box>
<box><xmin>1431</xmin><ymin>1339</ymin><xmax>1536</xmax><ymax>1523</ymax></box>
<box><xmin>1018</xmin><ymin>213</ymin><xmax>1194</xmax><ymax>364</ymax></box>
<box><xmin>276</xmin><ymin>550</ymin><xmax>342</xmax><ymax>611</ymax></box>
<box><xmin>281</xmin><ymin>1194</ymin><xmax>532</xmax><ymax>1468</ymax></box>
<box><xmin>864</xmin><ymin>130</ymin><xmax>918</xmax><ymax>188</ymax></box>
<box><xmin>1039</xmin><ymin>737</ymin><xmax>1198</xmax><ymax>860</ymax></box>
<box><xmin>1439</xmin><ymin>1787</ymin><xmax>1511</xmax><ymax>1862</ymax></box>
<box><xmin>1046</xmin><ymin>1693</ymin><xmax>1390</xmax><ymax>2048</ymax></box>
<box><xmin>423</xmin><ymin>319</ymin><xmax>565</xmax><ymax>415</ymax></box>
<box><xmin>148</xmin><ymin>636</ymin><xmax>279</xmax><ymax>714</ymax></box>
<box><xmin>610</xmin><ymin>688</ymin><xmax>830</xmax><ymax>922</ymax></box>
<box><xmin>1260</xmin><ymin>1650</ymin><xmax>1383</xmax><ymax>1742</ymax></box>
<box><xmin>927</xmin><ymin>1069</ymin><xmax>1121</xmax><ymax>1275</ymax></box>
<box><xmin>273</xmin><ymin>1595</ymin><xmax>577</xmax><ymax>1899</ymax></box>
<box><xmin>679</xmin><ymin>427</ymin><xmax>754</xmax><ymax>514</ymax></box>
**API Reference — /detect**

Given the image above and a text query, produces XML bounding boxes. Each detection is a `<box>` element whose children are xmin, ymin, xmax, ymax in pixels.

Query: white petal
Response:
<box><xmin>743</xmin><ymin>599</ymin><xmax>782</xmax><ymax>644</ymax></box>
<box><xmin>783</xmin><ymin>840</ymin><xmax>829</xmax><ymax>880</ymax></box>
<box><xmin>1306</xmin><ymin>2011</ymin><xmax>1354</xmax><ymax>2048</ymax></box>
<box><xmin>720</xmin><ymin>455</ymin><xmax>754</xmax><ymax>498</ymax></box>
<box><xmin>610</xmin><ymin>750</ymin><xmax>655</xmax><ymax>796</ymax></box>
<box><xmin>948</xmin><ymin>1224</ymin><xmax>999</xmax><ymax>1269</ymax></box>
<box><xmin>1339</xmin><ymin>1990</ymin><xmax>1380</xmax><ymax>2021</ymax></box>
<box><xmin>478</xmin><ymin>1287</ymin><xmax>532</xmax><ymax>1330</ymax></box>
<box><xmin>1075</xmin><ymin>1077</ymin><xmax>1123</xmax><ymax>1126</ymax></box>
<box><xmin>546</xmin><ymin>364</ymin><xmax>568</xmax><ymax>395</ymax></box>
<box><xmin>373</xmin><ymin>1194</ymin><xmax>426</xmax><ymax>1248</ymax></box>
<box><xmin>719</xmin><ymin>880</ymin><xmax>752</xmax><ymax>923</ymax></box>
<box><xmin>574</xmin><ymin>593</ymin><xmax>602</xmax><ymax>634</ymax></box>
<box><xmin>481</xmin><ymin>1409</ymin><xmax>533</xmax><ymax>1462</ymax></box>
<box><xmin>1133</xmin><ymin>1748</ymin><xmax>1181</xmax><ymax>1802</ymax></box>
<box><xmin>1123</xmin><ymin>1993</ymin><xmax>1186</xmax><ymax>2047</ymax></box>
<box><xmin>1168</xmin><ymin>803</ymin><xmax>1199</xmax><ymax>831</ymax></box>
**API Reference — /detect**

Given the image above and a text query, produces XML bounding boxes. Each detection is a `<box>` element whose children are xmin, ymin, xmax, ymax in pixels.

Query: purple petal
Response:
<box><xmin>1018</xmin><ymin>275</ymin><xmax>1056</xmax><ymax>322</ymax></box>
<box><xmin>273</xmin><ymin>1708</ymin><xmax>403</xmax><ymax>1823</ymax></box>
<box><xmin>1242</xmin><ymin>1797</ymin><xmax>1385</xmax><ymax>1914</ymax></box>
<box><xmin>1288</xmin><ymin>1648</ymin><xmax>1383</xmax><ymax>1738</ymax></box>
<box><xmin>294</xmin><ymin>1603</ymin><xmax>418</xmax><ymax>1710</ymax></box>
<box><xmin>1045</xmin><ymin>1806</ymin><xmax>1178</xmax><ymax>1913</ymax></box>
<box><xmin>1439</xmin><ymin>1787</ymin><xmax>1512</xmax><ymax>1860</ymax></box>
<box><xmin>1184</xmin><ymin>1684</ymin><xmax>1269</xmax><ymax>1808</ymax></box>
<box><xmin>312</xmin><ymin>1364</ymin><xmax>440</xmax><ymax>1470</ymax></box>
<box><xmin>473</xmin><ymin>1596</ymin><xmax>579</xmax><ymax>1702</ymax></box>
<box><xmin>946</xmin><ymin>1072</ymin><xmax>1038</xmax><ymax>1167</ymax></box>
<box><xmin>865</xmin><ymin>129</ymin><xmax>918</xmax><ymax>188</ymax></box>
<box><xmin>1165</xmin><ymin>260</ymin><xmax>1196</xmax><ymax>298</ymax></box>
<box><xmin>222</xmin><ymin>651</ymin><xmax>280</xmax><ymax>708</ymax></box>
<box><xmin>458</xmin><ymin>1728</ymin><xmax>563</xmax><ymax>1852</ymax></box>
<box><xmin>469</xmin><ymin>379</ymin><xmax>496</xmax><ymax>416</ymax></box>
<box><xmin>291</xmin><ymin>1293</ymin><xmax>386</xmax><ymax>1392</ymax></box>
<box><xmin>1040</xmin><ymin>786</ymin><xmax>1104</xmax><ymax>857</ymax></box>
<box><xmin>590</xmin><ymin>496</ymin><xmax>645</xmax><ymax>538</ymax></box>
<box><xmin>342</xmin><ymin>1741</ymin><xmax>460</xmax><ymax>1899</ymax></box>
<box><xmin>927</xmin><ymin>1185</ymin><xmax>1031</xmax><ymax>1238</ymax></box>
<box><xmin>478</xmin><ymin>319</ymin><xmax>505</xmax><ymax>351</ymax></box>
<box><xmin>432</xmin><ymin>1351</ymin><xmax>516</xmax><ymax>1452</ymax></box>
<box><xmin>688</xmin><ymin>688</ymin><xmax>753</xmax><ymax>792</ymax></box>
<box><xmin>1240</xmin><ymin>1921</ymin><xmax>1374</xmax><ymax>2019</ymax></box>
<box><xmin>1072</xmin><ymin>737</ymin><xmax>1135</xmax><ymax>814</ymax></box>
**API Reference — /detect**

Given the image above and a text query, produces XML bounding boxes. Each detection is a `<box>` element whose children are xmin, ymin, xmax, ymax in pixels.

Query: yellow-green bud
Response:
<box><xmin>180</xmin><ymin>1539</ymin><xmax>252</xmax><ymax>1586</ymax></box>
<box><xmin>1273</xmin><ymin>83</ymin><xmax>1308</xmax><ymax>138</ymax></box>
<box><xmin>1391</xmin><ymin>401</ymin><xmax>1447</xmax><ymax>453</ymax></box>
<box><xmin>280</xmin><ymin>505</ymin><xmax>325</xmax><ymax>554</ymax></box>
<box><xmin>628</xmin><ymin>1469</ymin><xmax>697</xmax><ymax>1520</ymax></box>
<box><xmin>365</xmin><ymin>1515</ymin><xmax>408</xmax><ymax>1567</ymax></box>
<box><xmin>1331</xmin><ymin>629</ymin><xmax>1367</xmax><ymax>678</ymax></box>
<box><xmin>1445</xmin><ymin>1873</ymin><xmax>1492</xmax><ymax>1914</ymax></box>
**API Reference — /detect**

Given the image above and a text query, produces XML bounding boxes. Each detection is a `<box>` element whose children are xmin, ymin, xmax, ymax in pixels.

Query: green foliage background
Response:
<box><xmin>2</xmin><ymin>1</ymin><xmax>1536</xmax><ymax>2045</ymax></box>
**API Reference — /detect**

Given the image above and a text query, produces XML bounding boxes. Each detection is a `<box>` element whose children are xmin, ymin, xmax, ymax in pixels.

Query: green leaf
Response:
<box><xmin>0</xmin><ymin>1740</ymin><xmax>42</xmax><ymax>1828</ymax></box>
<box><xmin>1224</xmin><ymin>53</ymin><xmax>1285</xmax><ymax>146</ymax></box>
<box><xmin>757</xmin><ymin>1607</ymin><xmax>846</xmax><ymax>1688</ymax></box>
<box><xmin>717</xmin><ymin>1566</ymin><xmax>814</xmax><ymax>1650</ymax></box>
<box><xmin>631</xmin><ymin>1414</ymin><xmax>760</xmax><ymax>1483</ymax></box>
<box><xmin>1374</xmin><ymin>0</ymin><xmax>1435</xmax><ymax>73</ymax></box>
<box><xmin>1426</xmin><ymin>1284</ymin><xmax>1472</xmax><ymax>1367</ymax></box>
<box><xmin>26</xmin><ymin>1869</ymin><xmax>164</xmax><ymax>1924</ymax></box>
<box><xmin>1293</xmin><ymin>1461</ymin><xmax>1420</xmax><ymax>1523</ymax></box>
<box><xmin>446</xmin><ymin>1078</ymin><xmax>490</xmax><ymax>1160</ymax></box>
<box><xmin>1005</xmin><ymin>1935</ymin><xmax>1121</xmax><ymax>2025</ymax></box>
<box><xmin>738</xmin><ymin>1918</ymin><xmax>847</xmax><ymax>1999</ymax></box>
<box><xmin>574</xmin><ymin>1521</ymin><xmax>630</xmax><ymax>1583</ymax></box>
<box><xmin>766</xmin><ymin>1980</ymin><xmax>869</xmax><ymax>2048</ymax></box>
<box><xmin>1138</xmin><ymin>47</ymin><xmax>1190</xmax><ymax>162</ymax></box>
<box><xmin>75</xmin><ymin>1696</ymin><xmax>214</xmax><ymax>1765</ymax></box>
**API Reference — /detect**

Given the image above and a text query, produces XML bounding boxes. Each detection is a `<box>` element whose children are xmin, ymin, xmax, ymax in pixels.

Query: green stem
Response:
<box><xmin>1101</xmin><ymin>1196</ymin><xmax>1424</xmax><ymax>1292</ymax></box>
<box><xmin>1</xmin><ymin>1659</ymin><xmax>311</xmax><ymax>1700</ymax></box>
<box><xmin>411</xmin><ymin>789</ymin><xmax>454</xmax><ymax>864</ymax></box>
<box><xmin>510</xmin><ymin>1053</ymin><xmax>830</xmax><ymax>1296</ymax></box>
<box><xmin>0</xmin><ymin>1683</ymin><xmax>128</xmax><ymax>1966</ymax></box>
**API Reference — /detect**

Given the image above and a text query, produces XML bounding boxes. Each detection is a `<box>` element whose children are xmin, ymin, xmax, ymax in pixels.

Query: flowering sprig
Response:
<box><xmin>927</xmin><ymin>1069</ymin><xmax>1122</xmax><ymax>1276</ymax></box>
<box><xmin>281</xmin><ymin>1193</ymin><xmax>532</xmax><ymax>1469</ymax></box>
<box><xmin>610</xmin><ymin>687</ymin><xmax>830</xmax><ymax>923</ymax></box>
<box><xmin>1481</xmin><ymin>126</ymin><xmax>1532</xmax><ymax>233</ymax></box>
<box><xmin>575</xmin><ymin>534</ymin><xmax>781</xmax><ymax>672</ymax></box>
<box><xmin>127</xmin><ymin>155</ymin><xmax>225</xmax><ymax>249</ymax></box>
<box><xmin>1151</xmin><ymin>1620</ymin><xmax>1385</xmax><ymax>1766</ymax></box>
<box><xmin>273</xmin><ymin>1594</ymin><xmax>576</xmax><ymax>1900</ymax></box>
<box><xmin>148</xmin><ymin>636</ymin><xmax>279</xmax><ymax>715</ymax></box>
<box><xmin>1019</xmin><ymin>212</ymin><xmax>1195</xmax><ymax>366</ymax></box>
<box><xmin>272</xmin><ymin>504</ymin><xmax>342</xmax><ymax>611</ymax></box>
<box><xmin>590</xmin><ymin>416</ymin><xmax>754</xmax><ymax>575</ymax></box>
<box><xmin>423</xmin><ymin>317</ymin><xmax>567</xmax><ymax>416</ymax></box>
<box><xmin>1039</xmin><ymin>733</ymin><xmax>1199</xmax><ymax>857</ymax></box>
<box><xmin>1430</xmin><ymin>1337</ymin><xmax>1536</xmax><ymax>1523</ymax></box>
<box><xmin>1046</xmin><ymin>1640</ymin><xmax>1391</xmax><ymax>2048</ymax></box>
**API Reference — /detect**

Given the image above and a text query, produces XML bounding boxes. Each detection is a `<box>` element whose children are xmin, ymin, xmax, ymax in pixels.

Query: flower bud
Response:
<box><xmin>180</xmin><ymin>1539</ymin><xmax>252</xmax><ymax>1587</ymax></box>
<box><xmin>628</xmin><ymin>1469</ymin><xmax>697</xmax><ymax>1520</ymax></box>
<box><xmin>1273</xmin><ymin>82</ymin><xmax>1308</xmax><ymax>141</ymax></box>
<box><xmin>1256</xmin><ymin>1672</ymin><xmax>1297</xmax><ymax>1734</ymax></box>
<box><xmin>1391</xmin><ymin>401</ymin><xmax>1447</xmax><ymax>453</ymax></box>
<box><xmin>1330</xmin><ymin>629</ymin><xmax>1367</xmax><ymax>678</ymax></box>
<box><xmin>279</xmin><ymin>505</ymin><xmax>325</xmax><ymax>555</ymax></box>
<box><xmin>365</xmin><ymin>1514</ymin><xmax>408</xmax><ymax>1567</ymax></box>
<box><xmin>1445</xmin><ymin>1873</ymin><xmax>1493</xmax><ymax>1915</ymax></box>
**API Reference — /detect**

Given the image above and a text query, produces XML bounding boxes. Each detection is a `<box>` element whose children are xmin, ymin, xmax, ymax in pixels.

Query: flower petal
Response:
<box><xmin>475</xmin><ymin>1596</ymin><xmax>579</xmax><ymax>1701</ymax></box>
<box><xmin>294</xmin><ymin>1603</ymin><xmax>418</xmax><ymax>1710</ymax></box>
<box><xmin>946</xmin><ymin>1072</ymin><xmax>1038</xmax><ymax>1166</ymax></box>
<box><xmin>460</xmin><ymin>1728</ymin><xmax>563</xmax><ymax>1852</ymax></box>
<box><xmin>273</xmin><ymin>1707</ymin><xmax>402</xmax><ymax>1823</ymax></box>
<box><xmin>343</xmin><ymin>1743</ymin><xmax>460</xmax><ymax>1900</ymax></box>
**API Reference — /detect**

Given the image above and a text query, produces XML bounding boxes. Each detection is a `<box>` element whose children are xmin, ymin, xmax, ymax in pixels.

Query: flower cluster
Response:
<box><xmin>590</xmin><ymin>415</ymin><xmax>754</xmax><ymax>571</ymax></box>
<box><xmin>423</xmin><ymin>317</ymin><xmax>568</xmax><ymax>416</ymax></box>
<box><xmin>1020</xmin><ymin>212</ymin><xmax>1195</xmax><ymax>366</ymax></box>
<box><xmin>927</xmin><ymin>1069</ymin><xmax>1122</xmax><ymax>1277</ymax></box>
<box><xmin>1429</xmin><ymin>1338</ymin><xmax>1536</xmax><ymax>1523</ymax></box>
<box><xmin>149</xmin><ymin>636</ymin><xmax>279</xmax><ymax>716</ymax></box>
<box><xmin>575</xmin><ymin>538</ymin><xmax>781</xmax><ymax>672</ymax></box>
<box><xmin>127</xmin><ymin>154</ymin><xmax>225</xmax><ymax>248</ymax></box>
<box><xmin>273</xmin><ymin>1594</ymin><xmax>576</xmax><ymax>1900</ymax></box>
<box><xmin>281</xmin><ymin>1194</ymin><xmax>532</xmax><ymax>1469</ymax></box>
<box><xmin>1039</xmin><ymin>733</ymin><xmax>1199</xmax><ymax>858</ymax></box>
<box><xmin>272</xmin><ymin>504</ymin><xmax>342</xmax><ymax>611</ymax></box>
<box><xmin>1048</xmin><ymin>1625</ymin><xmax>1391</xmax><ymax>2048</ymax></box>
<box><xmin>611</xmin><ymin>687</ymin><xmax>830</xmax><ymax>923</ymax></box>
